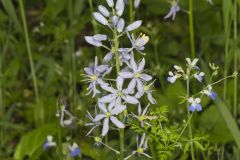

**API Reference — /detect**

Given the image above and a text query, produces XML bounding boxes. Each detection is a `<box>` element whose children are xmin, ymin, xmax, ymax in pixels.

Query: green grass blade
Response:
<box><xmin>214</xmin><ymin>97</ymin><xmax>240</xmax><ymax>148</ymax></box>
<box><xmin>1</xmin><ymin>0</ymin><xmax>23</xmax><ymax>33</ymax></box>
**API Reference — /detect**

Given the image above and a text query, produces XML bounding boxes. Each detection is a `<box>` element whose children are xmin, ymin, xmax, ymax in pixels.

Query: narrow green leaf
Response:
<box><xmin>1</xmin><ymin>0</ymin><xmax>23</xmax><ymax>32</ymax></box>
<box><xmin>214</xmin><ymin>98</ymin><xmax>240</xmax><ymax>148</ymax></box>
<box><xmin>14</xmin><ymin>123</ymin><xmax>57</xmax><ymax>160</ymax></box>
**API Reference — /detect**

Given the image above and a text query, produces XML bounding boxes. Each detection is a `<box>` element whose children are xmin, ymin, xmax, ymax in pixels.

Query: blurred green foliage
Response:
<box><xmin>0</xmin><ymin>0</ymin><xmax>240</xmax><ymax>159</ymax></box>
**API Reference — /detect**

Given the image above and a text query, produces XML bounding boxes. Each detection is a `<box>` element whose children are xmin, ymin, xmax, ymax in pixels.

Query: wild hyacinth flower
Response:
<box><xmin>135</xmin><ymin>81</ymin><xmax>156</xmax><ymax>104</ymax></box>
<box><xmin>85</xmin><ymin>111</ymin><xmax>101</xmax><ymax>136</ymax></box>
<box><xmin>127</xmin><ymin>33</ymin><xmax>149</xmax><ymax>55</ymax></box>
<box><xmin>124</xmin><ymin>133</ymin><xmax>151</xmax><ymax>160</ymax></box>
<box><xmin>186</xmin><ymin>58</ymin><xmax>199</xmax><ymax>69</ymax></box>
<box><xmin>69</xmin><ymin>143</ymin><xmax>81</xmax><ymax>157</ymax></box>
<box><xmin>119</xmin><ymin>57</ymin><xmax>152</xmax><ymax>95</ymax></box>
<box><xmin>85</xmin><ymin>34</ymin><xmax>107</xmax><ymax>47</ymax></box>
<box><xmin>167</xmin><ymin>71</ymin><xmax>178</xmax><ymax>83</ymax></box>
<box><xmin>202</xmin><ymin>85</ymin><xmax>217</xmax><ymax>100</ymax></box>
<box><xmin>188</xmin><ymin>97</ymin><xmax>202</xmax><ymax>112</ymax></box>
<box><xmin>103</xmin><ymin>48</ymin><xmax>132</xmax><ymax>65</ymax></box>
<box><xmin>43</xmin><ymin>135</ymin><xmax>56</xmax><ymax>150</ymax></box>
<box><xmin>99</xmin><ymin>76</ymin><xmax>139</xmax><ymax>105</ymax></box>
<box><xmin>93</xmin><ymin>102</ymin><xmax>126</xmax><ymax>136</ymax></box>
<box><xmin>83</xmin><ymin>56</ymin><xmax>111</xmax><ymax>97</ymax></box>
<box><xmin>164</xmin><ymin>0</ymin><xmax>180</xmax><ymax>20</ymax></box>
<box><xmin>132</xmin><ymin>104</ymin><xmax>151</xmax><ymax>127</ymax></box>
<box><xmin>93</xmin><ymin>12</ymin><xmax>109</xmax><ymax>25</ymax></box>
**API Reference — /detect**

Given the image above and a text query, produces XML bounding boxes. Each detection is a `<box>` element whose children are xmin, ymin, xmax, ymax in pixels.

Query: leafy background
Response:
<box><xmin>0</xmin><ymin>0</ymin><xmax>240</xmax><ymax>159</ymax></box>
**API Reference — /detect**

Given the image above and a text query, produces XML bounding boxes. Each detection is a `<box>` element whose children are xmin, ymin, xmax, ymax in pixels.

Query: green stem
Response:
<box><xmin>19</xmin><ymin>0</ymin><xmax>40</xmax><ymax>105</ymax></box>
<box><xmin>68</xmin><ymin>0</ymin><xmax>76</xmax><ymax>106</ymax></box>
<box><xmin>57</xmin><ymin>121</ymin><xmax>63</xmax><ymax>160</ymax></box>
<box><xmin>188</xmin><ymin>0</ymin><xmax>195</xmax><ymax>58</ymax></box>
<box><xmin>233</xmin><ymin>0</ymin><xmax>238</xmax><ymax>118</ymax></box>
<box><xmin>113</xmin><ymin>27</ymin><xmax>123</xmax><ymax>160</ymax></box>
<box><xmin>129</xmin><ymin>0</ymin><xmax>134</xmax><ymax>23</ymax></box>
<box><xmin>187</xmin><ymin>79</ymin><xmax>195</xmax><ymax>160</ymax></box>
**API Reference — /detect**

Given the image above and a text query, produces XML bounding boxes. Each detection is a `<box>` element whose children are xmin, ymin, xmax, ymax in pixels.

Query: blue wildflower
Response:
<box><xmin>202</xmin><ymin>85</ymin><xmax>217</xmax><ymax>100</ymax></box>
<box><xmin>43</xmin><ymin>135</ymin><xmax>56</xmax><ymax>150</ymax></box>
<box><xmin>69</xmin><ymin>143</ymin><xmax>81</xmax><ymax>157</ymax></box>
<box><xmin>194</xmin><ymin>72</ymin><xmax>205</xmax><ymax>82</ymax></box>
<box><xmin>188</xmin><ymin>97</ymin><xmax>202</xmax><ymax>112</ymax></box>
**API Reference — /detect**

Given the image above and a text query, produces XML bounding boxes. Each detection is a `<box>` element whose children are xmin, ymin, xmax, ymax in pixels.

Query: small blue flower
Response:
<box><xmin>167</xmin><ymin>71</ymin><xmax>177</xmax><ymax>83</ymax></box>
<box><xmin>188</xmin><ymin>97</ymin><xmax>202</xmax><ymax>112</ymax></box>
<box><xmin>202</xmin><ymin>85</ymin><xmax>217</xmax><ymax>100</ymax></box>
<box><xmin>194</xmin><ymin>72</ymin><xmax>205</xmax><ymax>82</ymax></box>
<box><xmin>164</xmin><ymin>0</ymin><xmax>180</xmax><ymax>20</ymax></box>
<box><xmin>69</xmin><ymin>143</ymin><xmax>81</xmax><ymax>157</ymax></box>
<box><xmin>43</xmin><ymin>135</ymin><xmax>56</xmax><ymax>150</ymax></box>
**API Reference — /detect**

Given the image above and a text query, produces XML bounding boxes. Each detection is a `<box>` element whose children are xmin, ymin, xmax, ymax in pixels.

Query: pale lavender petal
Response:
<box><xmin>126</xmin><ymin>20</ymin><xmax>142</xmax><ymax>31</ymax></box>
<box><xmin>93</xmin><ymin>114</ymin><xmax>105</xmax><ymax>121</ymax></box>
<box><xmin>103</xmin><ymin>52</ymin><xmax>114</xmax><ymax>63</ymax></box>
<box><xmin>140</xmin><ymin>73</ymin><xmax>152</xmax><ymax>81</ymax></box>
<box><xmin>96</xmin><ymin>65</ymin><xmax>108</xmax><ymax>73</ymax></box>
<box><xmin>139</xmin><ymin>133</ymin><xmax>145</xmax><ymax>147</ymax></box>
<box><xmin>93</xmin><ymin>34</ymin><xmax>107</xmax><ymax>41</ymax></box>
<box><xmin>123</xmin><ymin>95</ymin><xmax>139</xmax><ymax>104</ymax></box>
<box><xmin>117</xmin><ymin>76</ymin><xmax>124</xmax><ymax>91</ymax></box>
<box><xmin>141</xmin><ymin>153</ymin><xmax>152</xmax><ymax>159</ymax></box>
<box><xmin>117</xmin><ymin>18</ymin><xmax>125</xmax><ymax>33</ymax></box>
<box><xmin>127</xmin><ymin>78</ymin><xmax>136</xmax><ymax>93</ymax></box>
<box><xmin>97</xmin><ymin>79</ymin><xmax>109</xmax><ymax>87</ymax></box>
<box><xmin>98</xmin><ymin>5</ymin><xmax>110</xmax><ymax>17</ymax></box>
<box><xmin>137</xmin><ymin>58</ymin><xmax>145</xmax><ymax>72</ymax></box>
<box><xmin>147</xmin><ymin>92</ymin><xmax>156</xmax><ymax>104</ymax></box>
<box><xmin>111</xmin><ymin>105</ymin><xmax>126</xmax><ymax>115</ymax></box>
<box><xmin>99</xmin><ymin>94</ymin><xmax>117</xmax><ymax>103</ymax></box>
<box><xmin>93</xmin><ymin>12</ymin><xmax>108</xmax><ymax>25</ymax></box>
<box><xmin>134</xmin><ymin>0</ymin><xmax>140</xmax><ymax>8</ymax></box>
<box><xmin>136</xmin><ymin>79</ymin><xmax>144</xmax><ymax>95</ymax></box>
<box><xmin>116</xmin><ymin>0</ymin><xmax>124</xmax><ymax>11</ymax></box>
<box><xmin>142</xmin><ymin>104</ymin><xmax>150</xmax><ymax>115</ymax></box>
<box><xmin>85</xmin><ymin>36</ymin><xmax>102</xmax><ymax>47</ymax></box>
<box><xmin>117</xmin><ymin>3</ymin><xmax>125</xmax><ymax>16</ymax></box>
<box><xmin>130</xmin><ymin>57</ymin><xmax>138</xmax><ymax>72</ymax></box>
<box><xmin>98</xmin><ymin>102</ymin><xmax>107</xmax><ymax>113</ymax></box>
<box><xmin>102</xmin><ymin>118</ymin><xmax>109</xmax><ymax>136</ymax></box>
<box><xmin>107</xmin><ymin>102</ymin><xmax>115</xmax><ymax>112</ymax></box>
<box><xmin>106</xmin><ymin>0</ymin><xmax>114</xmax><ymax>7</ymax></box>
<box><xmin>112</xmin><ymin>16</ymin><xmax>119</xmax><ymax>26</ymax></box>
<box><xmin>138</xmin><ymin>104</ymin><xmax>142</xmax><ymax>115</ymax></box>
<box><xmin>119</xmin><ymin>72</ymin><xmax>134</xmax><ymax>78</ymax></box>
<box><xmin>110</xmin><ymin>116</ymin><xmax>125</xmax><ymax>128</ymax></box>
<box><xmin>84</xmin><ymin>67</ymin><xmax>93</xmax><ymax>75</ymax></box>
<box><xmin>103</xmin><ymin>86</ymin><xmax>117</xmax><ymax>93</ymax></box>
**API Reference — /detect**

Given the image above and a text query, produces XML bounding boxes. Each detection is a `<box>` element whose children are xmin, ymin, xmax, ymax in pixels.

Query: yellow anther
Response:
<box><xmin>139</xmin><ymin>115</ymin><xmax>145</xmax><ymax>121</ymax></box>
<box><xmin>90</xmin><ymin>75</ymin><xmax>97</xmax><ymax>80</ymax></box>
<box><xmin>137</xmin><ymin>148</ymin><xmax>143</xmax><ymax>153</ymax></box>
<box><xmin>144</xmin><ymin>85</ymin><xmax>149</xmax><ymax>91</ymax></box>
<box><xmin>105</xmin><ymin>112</ymin><xmax>111</xmax><ymax>117</ymax></box>
<box><xmin>135</xmin><ymin>73</ymin><xmax>141</xmax><ymax>78</ymax></box>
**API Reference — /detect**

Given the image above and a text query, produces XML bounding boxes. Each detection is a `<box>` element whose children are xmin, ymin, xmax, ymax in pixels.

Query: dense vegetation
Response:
<box><xmin>0</xmin><ymin>0</ymin><xmax>240</xmax><ymax>159</ymax></box>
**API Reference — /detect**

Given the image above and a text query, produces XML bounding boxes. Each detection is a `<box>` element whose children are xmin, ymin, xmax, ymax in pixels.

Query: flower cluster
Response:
<box><xmin>84</xmin><ymin>0</ymin><xmax>154</xmax><ymax>158</ymax></box>
<box><xmin>167</xmin><ymin>58</ymin><xmax>217</xmax><ymax>112</ymax></box>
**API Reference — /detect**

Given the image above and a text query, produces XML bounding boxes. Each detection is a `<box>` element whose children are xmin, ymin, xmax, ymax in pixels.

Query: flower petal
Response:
<box><xmin>93</xmin><ymin>12</ymin><xmax>108</xmax><ymax>25</ymax></box>
<box><xmin>126</xmin><ymin>20</ymin><xmax>142</xmax><ymax>31</ymax></box>
<box><xmin>102</xmin><ymin>118</ymin><xmax>109</xmax><ymax>136</ymax></box>
<box><xmin>111</xmin><ymin>105</ymin><xmax>126</xmax><ymax>115</ymax></box>
<box><xmin>93</xmin><ymin>34</ymin><xmax>107</xmax><ymax>41</ymax></box>
<box><xmin>117</xmin><ymin>18</ymin><xmax>125</xmax><ymax>33</ymax></box>
<box><xmin>98</xmin><ymin>5</ymin><xmax>110</xmax><ymax>17</ymax></box>
<box><xmin>140</xmin><ymin>73</ymin><xmax>152</xmax><ymax>81</ymax></box>
<box><xmin>106</xmin><ymin>0</ymin><xmax>114</xmax><ymax>7</ymax></box>
<box><xmin>137</xmin><ymin>58</ymin><xmax>145</xmax><ymax>72</ymax></box>
<box><xmin>127</xmin><ymin>78</ymin><xmax>136</xmax><ymax>93</ymax></box>
<box><xmin>98</xmin><ymin>102</ymin><xmax>107</xmax><ymax>113</ymax></box>
<box><xmin>119</xmin><ymin>72</ymin><xmax>134</xmax><ymax>78</ymax></box>
<box><xmin>93</xmin><ymin>114</ymin><xmax>105</xmax><ymax>121</ymax></box>
<box><xmin>123</xmin><ymin>95</ymin><xmax>139</xmax><ymax>104</ymax></box>
<box><xmin>99</xmin><ymin>94</ymin><xmax>117</xmax><ymax>103</ymax></box>
<box><xmin>110</xmin><ymin>116</ymin><xmax>125</xmax><ymax>128</ymax></box>
<box><xmin>130</xmin><ymin>57</ymin><xmax>138</xmax><ymax>72</ymax></box>
<box><xmin>117</xmin><ymin>76</ymin><xmax>124</xmax><ymax>91</ymax></box>
<box><xmin>85</xmin><ymin>36</ymin><xmax>102</xmax><ymax>47</ymax></box>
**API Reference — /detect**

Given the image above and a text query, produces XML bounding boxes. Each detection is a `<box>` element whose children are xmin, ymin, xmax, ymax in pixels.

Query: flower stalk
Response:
<box><xmin>188</xmin><ymin>0</ymin><xmax>195</xmax><ymax>58</ymax></box>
